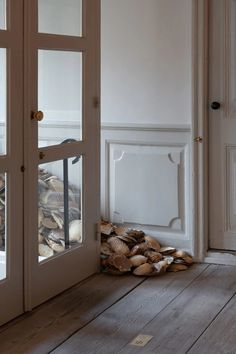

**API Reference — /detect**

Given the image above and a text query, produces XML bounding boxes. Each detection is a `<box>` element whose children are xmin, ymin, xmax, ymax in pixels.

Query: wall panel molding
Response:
<box><xmin>101</xmin><ymin>124</ymin><xmax>193</xmax><ymax>251</ymax></box>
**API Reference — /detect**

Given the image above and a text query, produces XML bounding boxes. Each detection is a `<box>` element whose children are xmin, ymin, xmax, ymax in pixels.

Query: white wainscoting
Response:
<box><xmin>0</xmin><ymin>121</ymin><xmax>194</xmax><ymax>252</ymax></box>
<box><xmin>101</xmin><ymin>123</ymin><xmax>193</xmax><ymax>252</ymax></box>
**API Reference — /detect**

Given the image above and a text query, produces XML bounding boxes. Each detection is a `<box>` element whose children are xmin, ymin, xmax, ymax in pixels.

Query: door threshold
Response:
<box><xmin>204</xmin><ymin>250</ymin><xmax>236</xmax><ymax>266</ymax></box>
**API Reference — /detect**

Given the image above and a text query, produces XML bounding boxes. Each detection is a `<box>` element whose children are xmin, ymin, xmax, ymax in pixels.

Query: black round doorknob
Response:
<box><xmin>211</xmin><ymin>101</ymin><xmax>221</xmax><ymax>110</ymax></box>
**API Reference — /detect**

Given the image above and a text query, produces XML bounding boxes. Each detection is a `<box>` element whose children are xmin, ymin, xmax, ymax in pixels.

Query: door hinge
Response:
<box><xmin>20</xmin><ymin>165</ymin><xmax>25</xmax><ymax>172</ymax></box>
<box><xmin>93</xmin><ymin>97</ymin><xmax>100</xmax><ymax>109</ymax></box>
<box><xmin>95</xmin><ymin>222</ymin><xmax>101</xmax><ymax>241</ymax></box>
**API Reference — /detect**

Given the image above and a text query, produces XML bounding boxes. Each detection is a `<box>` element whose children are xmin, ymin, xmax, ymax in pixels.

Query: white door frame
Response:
<box><xmin>194</xmin><ymin>0</ymin><xmax>236</xmax><ymax>265</ymax></box>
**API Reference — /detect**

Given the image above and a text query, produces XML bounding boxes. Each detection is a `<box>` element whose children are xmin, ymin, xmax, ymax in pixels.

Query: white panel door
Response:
<box><xmin>209</xmin><ymin>0</ymin><xmax>236</xmax><ymax>250</ymax></box>
<box><xmin>24</xmin><ymin>0</ymin><xmax>100</xmax><ymax>308</ymax></box>
<box><xmin>0</xmin><ymin>1</ymin><xmax>24</xmax><ymax>325</ymax></box>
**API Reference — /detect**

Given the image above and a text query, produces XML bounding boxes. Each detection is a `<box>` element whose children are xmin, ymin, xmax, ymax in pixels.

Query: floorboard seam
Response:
<box><xmin>48</xmin><ymin>276</ymin><xmax>147</xmax><ymax>353</ymax></box>
<box><xmin>186</xmin><ymin>288</ymin><xmax>236</xmax><ymax>352</ymax></box>
<box><xmin>116</xmin><ymin>264</ymin><xmax>210</xmax><ymax>353</ymax></box>
<box><xmin>0</xmin><ymin>273</ymin><xmax>99</xmax><ymax>336</ymax></box>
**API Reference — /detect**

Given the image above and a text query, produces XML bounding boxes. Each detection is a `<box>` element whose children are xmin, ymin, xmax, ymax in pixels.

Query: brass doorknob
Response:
<box><xmin>31</xmin><ymin>111</ymin><xmax>44</xmax><ymax>121</ymax></box>
<box><xmin>194</xmin><ymin>136</ymin><xmax>203</xmax><ymax>143</ymax></box>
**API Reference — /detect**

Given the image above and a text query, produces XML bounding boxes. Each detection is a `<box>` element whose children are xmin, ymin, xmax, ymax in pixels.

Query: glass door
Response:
<box><xmin>0</xmin><ymin>0</ymin><xmax>24</xmax><ymax>324</ymax></box>
<box><xmin>24</xmin><ymin>0</ymin><xmax>100</xmax><ymax>308</ymax></box>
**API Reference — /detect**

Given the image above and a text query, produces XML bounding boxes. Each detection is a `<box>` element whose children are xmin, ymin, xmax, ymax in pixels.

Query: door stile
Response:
<box><xmin>23</xmin><ymin>0</ymin><xmax>42</xmax><ymax>310</ymax></box>
<box><xmin>84</xmin><ymin>0</ymin><xmax>101</xmax><ymax>260</ymax></box>
<box><xmin>0</xmin><ymin>0</ymin><xmax>24</xmax><ymax>324</ymax></box>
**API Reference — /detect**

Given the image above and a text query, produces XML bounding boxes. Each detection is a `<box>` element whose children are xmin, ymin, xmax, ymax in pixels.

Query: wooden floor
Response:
<box><xmin>0</xmin><ymin>263</ymin><xmax>236</xmax><ymax>353</ymax></box>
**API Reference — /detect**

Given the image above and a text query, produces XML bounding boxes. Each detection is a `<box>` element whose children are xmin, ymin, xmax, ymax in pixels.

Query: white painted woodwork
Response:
<box><xmin>209</xmin><ymin>0</ymin><xmax>236</xmax><ymax>250</ymax></box>
<box><xmin>109</xmin><ymin>144</ymin><xmax>181</xmax><ymax>227</ymax></box>
<box><xmin>0</xmin><ymin>1</ymin><xmax>24</xmax><ymax>325</ymax></box>
<box><xmin>101</xmin><ymin>124</ymin><xmax>192</xmax><ymax>252</ymax></box>
<box><xmin>0</xmin><ymin>0</ymin><xmax>100</xmax><ymax>324</ymax></box>
<box><xmin>24</xmin><ymin>0</ymin><xmax>100</xmax><ymax>309</ymax></box>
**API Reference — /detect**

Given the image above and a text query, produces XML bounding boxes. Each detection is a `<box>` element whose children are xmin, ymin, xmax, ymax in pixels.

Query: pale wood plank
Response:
<box><xmin>0</xmin><ymin>274</ymin><xmax>144</xmax><ymax>354</ymax></box>
<box><xmin>118</xmin><ymin>264</ymin><xmax>236</xmax><ymax>354</ymax></box>
<box><xmin>52</xmin><ymin>264</ymin><xmax>207</xmax><ymax>354</ymax></box>
<box><xmin>188</xmin><ymin>294</ymin><xmax>236</xmax><ymax>354</ymax></box>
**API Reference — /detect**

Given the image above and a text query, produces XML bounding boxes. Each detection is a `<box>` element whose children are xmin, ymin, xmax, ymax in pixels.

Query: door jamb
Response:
<box><xmin>193</xmin><ymin>0</ymin><xmax>209</xmax><ymax>262</ymax></box>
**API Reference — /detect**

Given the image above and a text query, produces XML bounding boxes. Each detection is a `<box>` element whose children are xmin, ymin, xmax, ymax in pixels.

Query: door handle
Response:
<box><xmin>31</xmin><ymin>111</ymin><xmax>44</xmax><ymax>121</ymax></box>
<box><xmin>210</xmin><ymin>101</ymin><xmax>221</xmax><ymax>110</ymax></box>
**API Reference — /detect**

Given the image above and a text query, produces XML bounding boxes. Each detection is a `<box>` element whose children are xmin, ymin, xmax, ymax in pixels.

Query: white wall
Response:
<box><xmin>0</xmin><ymin>0</ymin><xmax>5</xmax><ymax>30</ymax></box>
<box><xmin>101</xmin><ymin>0</ymin><xmax>192</xmax><ymax>125</ymax></box>
<box><xmin>38</xmin><ymin>0</ymin><xmax>82</xmax><ymax>36</ymax></box>
<box><xmin>38</xmin><ymin>50</ymin><xmax>82</xmax><ymax>119</ymax></box>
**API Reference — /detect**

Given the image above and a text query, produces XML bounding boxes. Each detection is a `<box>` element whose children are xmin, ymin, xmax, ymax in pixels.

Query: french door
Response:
<box><xmin>0</xmin><ymin>0</ymin><xmax>100</xmax><ymax>324</ymax></box>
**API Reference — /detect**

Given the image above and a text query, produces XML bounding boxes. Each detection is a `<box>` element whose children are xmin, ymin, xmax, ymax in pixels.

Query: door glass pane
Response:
<box><xmin>38</xmin><ymin>156</ymin><xmax>82</xmax><ymax>262</ymax></box>
<box><xmin>38</xmin><ymin>50</ymin><xmax>82</xmax><ymax>148</ymax></box>
<box><xmin>38</xmin><ymin>0</ymin><xmax>82</xmax><ymax>36</ymax></box>
<box><xmin>0</xmin><ymin>0</ymin><xmax>6</xmax><ymax>30</ymax></box>
<box><xmin>0</xmin><ymin>49</ymin><xmax>6</xmax><ymax>155</ymax></box>
<box><xmin>0</xmin><ymin>173</ymin><xmax>6</xmax><ymax>280</ymax></box>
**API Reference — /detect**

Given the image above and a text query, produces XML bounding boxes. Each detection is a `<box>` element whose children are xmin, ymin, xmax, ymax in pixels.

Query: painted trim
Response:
<box><xmin>39</xmin><ymin>121</ymin><xmax>191</xmax><ymax>132</ymax></box>
<box><xmin>194</xmin><ymin>0</ymin><xmax>236</xmax><ymax>265</ymax></box>
<box><xmin>0</xmin><ymin>121</ymin><xmax>192</xmax><ymax>133</ymax></box>
<box><xmin>193</xmin><ymin>0</ymin><xmax>209</xmax><ymax>262</ymax></box>
<box><xmin>101</xmin><ymin>123</ymin><xmax>191</xmax><ymax>133</ymax></box>
<box><xmin>101</xmin><ymin>124</ymin><xmax>192</xmax><ymax>253</ymax></box>
<box><xmin>106</xmin><ymin>140</ymin><xmax>188</xmax><ymax>235</ymax></box>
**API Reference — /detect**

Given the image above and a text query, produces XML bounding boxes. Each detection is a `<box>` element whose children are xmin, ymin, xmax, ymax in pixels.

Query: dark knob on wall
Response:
<box><xmin>211</xmin><ymin>101</ymin><xmax>221</xmax><ymax>110</ymax></box>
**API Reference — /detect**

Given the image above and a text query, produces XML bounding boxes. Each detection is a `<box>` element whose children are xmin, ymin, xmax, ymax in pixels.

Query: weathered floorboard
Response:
<box><xmin>118</xmin><ymin>264</ymin><xmax>236</xmax><ymax>354</ymax></box>
<box><xmin>188</xmin><ymin>294</ymin><xmax>236</xmax><ymax>354</ymax></box>
<box><xmin>0</xmin><ymin>274</ymin><xmax>144</xmax><ymax>354</ymax></box>
<box><xmin>52</xmin><ymin>264</ymin><xmax>207</xmax><ymax>354</ymax></box>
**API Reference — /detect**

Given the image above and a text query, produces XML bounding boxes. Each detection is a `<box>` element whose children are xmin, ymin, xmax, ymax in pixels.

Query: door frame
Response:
<box><xmin>194</xmin><ymin>0</ymin><xmax>236</xmax><ymax>265</ymax></box>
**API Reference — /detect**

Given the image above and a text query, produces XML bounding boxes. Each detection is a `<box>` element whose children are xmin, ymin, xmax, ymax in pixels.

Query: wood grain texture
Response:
<box><xmin>0</xmin><ymin>274</ymin><xmax>144</xmax><ymax>354</ymax></box>
<box><xmin>188</xmin><ymin>294</ymin><xmax>236</xmax><ymax>354</ymax></box>
<box><xmin>52</xmin><ymin>264</ymin><xmax>207</xmax><ymax>354</ymax></box>
<box><xmin>118</xmin><ymin>264</ymin><xmax>236</xmax><ymax>354</ymax></box>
